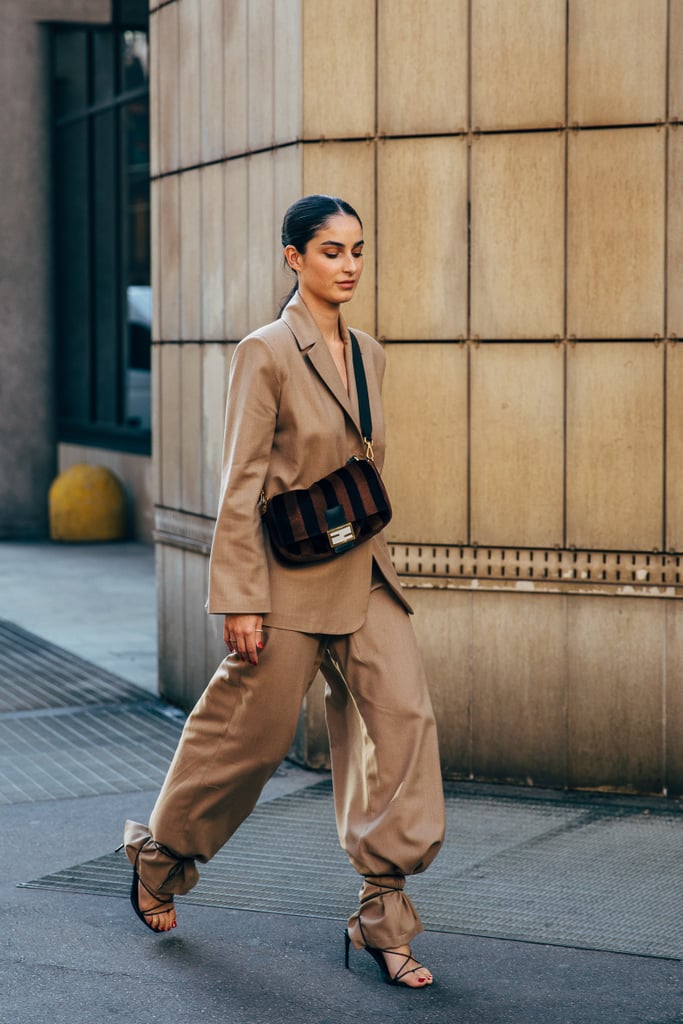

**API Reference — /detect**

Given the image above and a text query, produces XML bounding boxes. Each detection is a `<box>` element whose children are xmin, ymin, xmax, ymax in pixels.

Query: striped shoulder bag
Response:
<box><xmin>260</xmin><ymin>332</ymin><xmax>392</xmax><ymax>564</ymax></box>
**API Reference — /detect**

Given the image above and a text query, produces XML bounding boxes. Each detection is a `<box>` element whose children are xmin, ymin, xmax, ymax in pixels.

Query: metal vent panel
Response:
<box><xmin>0</xmin><ymin>619</ymin><xmax>151</xmax><ymax>712</ymax></box>
<box><xmin>0</xmin><ymin>704</ymin><xmax>182</xmax><ymax>805</ymax></box>
<box><xmin>21</xmin><ymin>782</ymin><xmax>683</xmax><ymax>960</ymax></box>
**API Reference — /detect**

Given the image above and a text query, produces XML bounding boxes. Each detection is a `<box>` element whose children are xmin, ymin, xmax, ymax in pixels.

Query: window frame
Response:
<box><xmin>51</xmin><ymin>18</ymin><xmax>151</xmax><ymax>456</ymax></box>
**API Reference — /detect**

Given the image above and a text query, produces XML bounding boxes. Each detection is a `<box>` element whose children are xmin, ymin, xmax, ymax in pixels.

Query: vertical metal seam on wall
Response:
<box><xmin>466</xmin><ymin>0</ymin><xmax>473</xmax><ymax>546</ymax></box>
<box><xmin>173</xmin><ymin>1</ymin><xmax>182</xmax><ymax>350</ymax></box>
<box><xmin>153</xmin><ymin>2</ymin><xmax>163</xmax><ymax>508</ymax></box>
<box><xmin>563</xmin><ymin>0</ymin><xmax>570</xmax><ymax>772</ymax></box>
<box><xmin>374</xmin><ymin>0</ymin><xmax>379</xmax><ymax>337</ymax></box>
<box><xmin>562</xmin><ymin>0</ymin><xmax>570</xmax><ymax>550</ymax></box>
<box><xmin>198</xmin><ymin>0</ymin><xmax>205</xmax><ymax>513</ymax></box>
<box><xmin>662</xmin><ymin>0</ymin><xmax>671</xmax><ymax>554</ymax></box>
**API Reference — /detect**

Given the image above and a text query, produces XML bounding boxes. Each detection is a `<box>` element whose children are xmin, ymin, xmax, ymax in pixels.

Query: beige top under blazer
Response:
<box><xmin>207</xmin><ymin>291</ymin><xmax>411</xmax><ymax>634</ymax></box>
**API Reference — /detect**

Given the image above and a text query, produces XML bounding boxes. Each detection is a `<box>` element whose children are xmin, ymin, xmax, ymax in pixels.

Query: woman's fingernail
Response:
<box><xmin>257</xmin><ymin>642</ymin><xmax>264</xmax><ymax>650</ymax></box>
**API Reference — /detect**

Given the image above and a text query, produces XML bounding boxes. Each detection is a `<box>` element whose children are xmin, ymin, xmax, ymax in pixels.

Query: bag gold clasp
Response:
<box><xmin>327</xmin><ymin>522</ymin><xmax>356</xmax><ymax>549</ymax></box>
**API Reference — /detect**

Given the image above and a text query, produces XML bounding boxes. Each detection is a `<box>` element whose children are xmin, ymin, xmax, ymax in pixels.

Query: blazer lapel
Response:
<box><xmin>281</xmin><ymin>293</ymin><xmax>361</xmax><ymax>432</ymax></box>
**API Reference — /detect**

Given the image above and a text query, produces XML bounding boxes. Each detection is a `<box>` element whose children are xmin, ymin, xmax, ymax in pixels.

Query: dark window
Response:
<box><xmin>52</xmin><ymin>19</ymin><xmax>150</xmax><ymax>454</ymax></box>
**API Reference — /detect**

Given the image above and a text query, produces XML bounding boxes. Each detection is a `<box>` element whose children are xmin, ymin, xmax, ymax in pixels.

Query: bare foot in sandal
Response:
<box><xmin>137</xmin><ymin>880</ymin><xmax>176</xmax><ymax>931</ymax></box>
<box><xmin>381</xmin><ymin>945</ymin><xmax>433</xmax><ymax>987</ymax></box>
<box><xmin>129</xmin><ymin>864</ymin><xmax>177</xmax><ymax>932</ymax></box>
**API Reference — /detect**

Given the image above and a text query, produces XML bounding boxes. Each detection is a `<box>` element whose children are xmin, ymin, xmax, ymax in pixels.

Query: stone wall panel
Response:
<box><xmin>566</xmin><ymin>342</ymin><xmax>663</xmax><ymax>551</ymax></box>
<box><xmin>567</xmin><ymin>597</ymin><xmax>664</xmax><ymax>793</ymax></box>
<box><xmin>274</xmin><ymin>0</ymin><xmax>302</xmax><ymax>145</ymax></box>
<box><xmin>158</xmin><ymin>343</ymin><xmax>181</xmax><ymax>508</ymax></box>
<box><xmin>470</xmin><ymin>132</ymin><xmax>565</xmax><ymax>339</ymax></box>
<box><xmin>568</xmin><ymin>0</ymin><xmax>668</xmax><ymax>126</ymax></box>
<box><xmin>377</xmin><ymin>137</ymin><xmax>468</xmax><ymax>340</ymax></box>
<box><xmin>383</xmin><ymin>343</ymin><xmax>468</xmax><ymax>543</ymax></box>
<box><xmin>179</xmin><ymin>169</ymin><xmax>202</xmax><ymax>340</ymax></box>
<box><xmin>224</xmin><ymin>159</ymin><xmax>249</xmax><ymax>340</ymax></box>
<box><xmin>668</xmin><ymin>127</ymin><xmax>683</xmax><ymax>337</ymax></box>
<box><xmin>200</xmin><ymin>0</ymin><xmax>224</xmax><ymax>162</ymax></box>
<box><xmin>248</xmin><ymin>0</ymin><xmax>274</xmax><ymax>150</ymax></box>
<box><xmin>223</xmin><ymin>0</ymin><xmax>248</xmax><ymax>157</ymax></box>
<box><xmin>671</xmin><ymin>0</ymin><xmax>683</xmax><ymax>122</ymax></box>
<box><xmin>471</xmin><ymin>593</ymin><xmax>566</xmax><ymax>788</ymax></box>
<box><xmin>303</xmin><ymin>141</ymin><xmax>376</xmax><ymax>335</ymax></box>
<box><xmin>247</xmin><ymin>150</ymin><xmax>276</xmax><ymax>328</ymax></box>
<box><xmin>567</xmin><ymin>128</ymin><xmax>665</xmax><ymax>338</ymax></box>
<box><xmin>666</xmin><ymin>342</ymin><xmax>683</xmax><ymax>551</ymax></box>
<box><xmin>158</xmin><ymin>175</ymin><xmax>180</xmax><ymax>340</ymax></box>
<box><xmin>157</xmin><ymin>2</ymin><xmax>179</xmax><ymax>173</ymax></box>
<box><xmin>157</xmin><ymin>543</ymin><xmax>186</xmax><ymax>704</ymax></box>
<box><xmin>180</xmin><ymin>343</ymin><xmax>203</xmax><ymax>513</ymax></box>
<box><xmin>472</xmin><ymin>0</ymin><xmax>565</xmax><ymax>130</ymax></box>
<box><xmin>470</xmin><ymin>343</ymin><xmax>564</xmax><ymax>548</ymax></box>
<box><xmin>665</xmin><ymin>600</ymin><xmax>683</xmax><ymax>795</ymax></box>
<box><xmin>178</xmin><ymin>0</ymin><xmax>201</xmax><ymax>167</ymax></box>
<box><xmin>200</xmin><ymin>163</ymin><xmax>225</xmax><ymax>340</ymax></box>
<box><xmin>302</xmin><ymin>0</ymin><xmax>375</xmax><ymax>138</ymax></box>
<box><xmin>378</xmin><ymin>0</ymin><xmax>468</xmax><ymax>135</ymax></box>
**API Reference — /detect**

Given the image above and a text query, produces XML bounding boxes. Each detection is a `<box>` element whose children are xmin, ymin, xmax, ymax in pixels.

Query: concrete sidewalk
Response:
<box><xmin>0</xmin><ymin>540</ymin><xmax>681</xmax><ymax>1024</ymax></box>
<box><xmin>0</xmin><ymin>540</ymin><xmax>158</xmax><ymax>693</ymax></box>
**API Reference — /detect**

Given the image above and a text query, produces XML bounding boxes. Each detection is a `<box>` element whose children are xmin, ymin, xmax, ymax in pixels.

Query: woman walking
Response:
<box><xmin>124</xmin><ymin>194</ymin><xmax>445</xmax><ymax>988</ymax></box>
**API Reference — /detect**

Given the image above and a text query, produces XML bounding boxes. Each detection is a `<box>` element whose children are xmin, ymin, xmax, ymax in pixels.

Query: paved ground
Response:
<box><xmin>0</xmin><ymin>541</ymin><xmax>157</xmax><ymax>692</ymax></box>
<box><xmin>0</xmin><ymin>540</ymin><xmax>681</xmax><ymax>1024</ymax></box>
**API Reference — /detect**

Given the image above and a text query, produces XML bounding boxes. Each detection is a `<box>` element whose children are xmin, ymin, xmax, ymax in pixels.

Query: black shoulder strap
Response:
<box><xmin>349</xmin><ymin>331</ymin><xmax>372</xmax><ymax>443</ymax></box>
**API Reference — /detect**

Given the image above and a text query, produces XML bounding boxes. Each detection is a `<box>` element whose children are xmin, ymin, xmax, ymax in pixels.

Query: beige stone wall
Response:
<box><xmin>152</xmin><ymin>0</ymin><xmax>682</xmax><ymax>796</ymax></box>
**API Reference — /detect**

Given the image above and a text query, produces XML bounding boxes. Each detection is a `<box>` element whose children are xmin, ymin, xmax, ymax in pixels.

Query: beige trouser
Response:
<box><xmin>124</xmin><ymin>579</ymin><xmax>445</xmax><ymax>950</ymax></box>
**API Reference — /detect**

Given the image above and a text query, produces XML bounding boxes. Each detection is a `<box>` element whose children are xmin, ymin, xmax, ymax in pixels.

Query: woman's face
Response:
<box><xmin>286</xmin><ymin>213</ymin><xmax>364</xmax><ymax>308</ymax></box>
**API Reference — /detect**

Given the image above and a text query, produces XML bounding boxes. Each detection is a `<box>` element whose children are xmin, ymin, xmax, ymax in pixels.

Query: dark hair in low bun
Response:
<box><xmin>278</xmin><ymin>194</ymin><xmax>362</xmax><ymax>315</ymax></box>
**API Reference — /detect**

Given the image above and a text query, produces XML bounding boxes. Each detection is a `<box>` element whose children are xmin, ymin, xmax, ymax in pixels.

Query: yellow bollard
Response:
<box><xmin>49</xmin><ymin>464</ymin><xmax>126</xmax><ymax>542</ymax></box>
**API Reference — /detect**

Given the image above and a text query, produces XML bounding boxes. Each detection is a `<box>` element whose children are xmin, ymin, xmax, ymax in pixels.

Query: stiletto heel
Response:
<box><xmin>344</xmin><ymin>929</ymin><xmax>351</xmax><ymax>969</ymax></box>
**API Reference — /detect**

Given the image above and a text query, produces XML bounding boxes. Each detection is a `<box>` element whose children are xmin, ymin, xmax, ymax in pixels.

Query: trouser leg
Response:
<box><xmin>323</xmin><ymin>581</ymin><xmax>445</xmax><ymax>950</ymax></box>
<box><xmin>124</xmin><ymin>627</ymin><xmax>324</xmax><ymax>898</ymax></box>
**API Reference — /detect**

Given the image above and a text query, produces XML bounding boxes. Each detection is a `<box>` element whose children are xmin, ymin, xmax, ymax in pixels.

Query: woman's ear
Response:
<box><xmin>284</xmin><ymin>244</ymin><xmax>302</xmax><ymax>273</ymax></box>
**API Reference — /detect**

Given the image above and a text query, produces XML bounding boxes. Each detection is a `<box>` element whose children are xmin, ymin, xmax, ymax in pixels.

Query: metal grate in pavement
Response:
<box><xmin>20</xmin><ymin>782</ymin><xmax>683</xmax><ymax>960</ymax></box>
<box><xmin>0</xmin><ymin>703</ymin><xmax>183</xmax><ymax>805</ymax></box>
<box><xmin>0</xmin><ymin>619</ymin><xmax>150</xmax><ymax>712</ymax></box>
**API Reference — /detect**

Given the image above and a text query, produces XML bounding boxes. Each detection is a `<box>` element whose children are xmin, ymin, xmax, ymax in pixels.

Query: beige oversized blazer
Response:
<box><xmin>207</xmin><ymin>291</ymin><xmax>411</xmax><ymax>634</ymax></box>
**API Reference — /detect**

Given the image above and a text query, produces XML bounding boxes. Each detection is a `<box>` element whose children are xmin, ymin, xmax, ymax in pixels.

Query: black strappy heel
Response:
<box><xmin>344</xmin><ymin>930</ymin><xmax>430</xmax><ymax>987</ymax></box>
<box><xmin>344</xmin><ymin>875</ymin><xmax>431</xmax><ymax>987</ymax></box>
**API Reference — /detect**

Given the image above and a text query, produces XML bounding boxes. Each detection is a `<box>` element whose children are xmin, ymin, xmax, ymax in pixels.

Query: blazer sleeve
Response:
<box><xmin>207</xmin><ymin>335</ymin><xmax>280</xmax><ymax>614</ymax></box>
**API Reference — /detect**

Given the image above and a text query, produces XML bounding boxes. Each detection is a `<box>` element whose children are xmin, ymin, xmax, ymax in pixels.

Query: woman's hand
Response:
<box><xmin>224</xmin><ymin>614</ymin><xmax>264</xmax><ymax>666</ymax></box>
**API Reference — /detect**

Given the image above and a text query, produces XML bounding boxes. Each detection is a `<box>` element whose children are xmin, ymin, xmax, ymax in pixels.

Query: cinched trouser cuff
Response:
<box><xmin>347</xmin><ymin>874</ymin><xmax>424</xmax><ymax>951</ymax></box>
<box><xmin>123</xmin><ymin>819</ymin><xmax>199</xmax><ymax>897</ymax></box>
